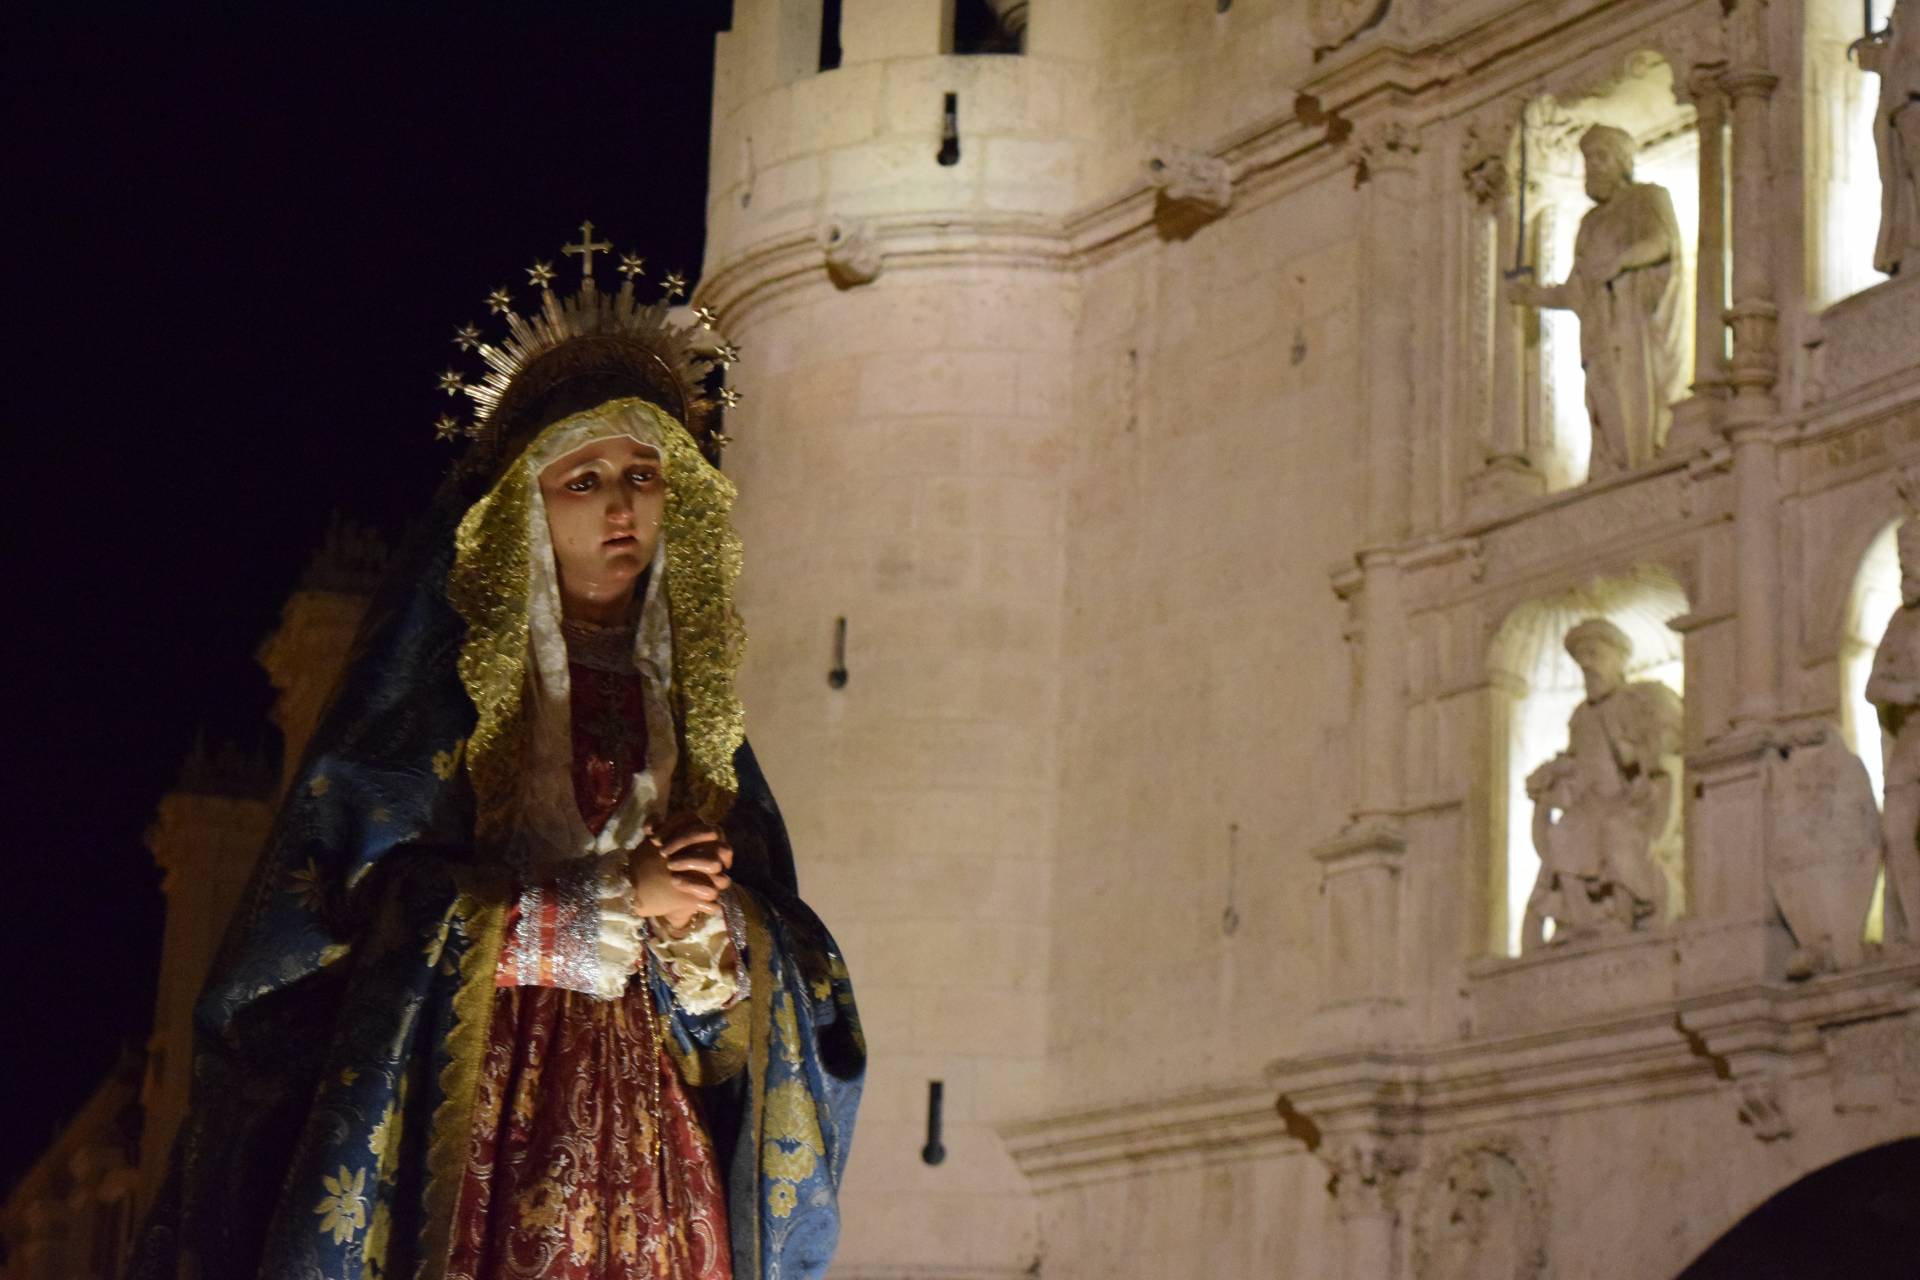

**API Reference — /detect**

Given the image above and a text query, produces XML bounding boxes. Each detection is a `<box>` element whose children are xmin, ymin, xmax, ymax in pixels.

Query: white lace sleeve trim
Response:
<box><xmin>644</xmin><ymin>897</ymin><xmax>744</xmax><ymax>1014</ymax></box>
<box><xmin>591</xmin><ymin>855</ymin><xmax>647</xmax><ymax>1002</ymax></box>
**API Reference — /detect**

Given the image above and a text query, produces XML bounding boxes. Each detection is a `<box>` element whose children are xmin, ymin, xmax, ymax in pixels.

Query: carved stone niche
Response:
<box><xmin>1488</xmin><ymin>51</ymin><xmax>1702</xmax><ymax>496</ymax></box>
<box><xmin>1485</xmin><ymin>566</ymin><xmax>1690</xmax><ymax>959</ymax></box>
<box><xmin>1144</xmin><ymin>144</ymin><xmax>1232</xmax><ymax>239</ymax></box>
<box><xmin>1412</xmin><ymin>1137</ymin><xmax>1549</xmax><ymax>1280</ymax></box>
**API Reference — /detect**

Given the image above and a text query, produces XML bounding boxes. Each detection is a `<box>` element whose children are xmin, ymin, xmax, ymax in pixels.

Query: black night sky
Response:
<box><xmin>4</xmin><ymin>3</ymin><xmax>731</xmax><ymax>1193</ymax></box>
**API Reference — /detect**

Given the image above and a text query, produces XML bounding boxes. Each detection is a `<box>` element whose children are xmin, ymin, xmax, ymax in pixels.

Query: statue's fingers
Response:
<box><xmin>659</xmin><ymin>825</ymin><xmax>722</xmax><ymax>858</ymax></box>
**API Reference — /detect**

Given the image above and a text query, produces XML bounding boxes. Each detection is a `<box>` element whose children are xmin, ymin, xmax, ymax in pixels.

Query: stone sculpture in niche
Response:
<box><xmin>1522</xmin><ymin>618</ymin><xmax>1683</xmax><ymax>950</ymax></box>
<box><xmin>1861</xmin><ymin>1</ymin><xmax>1920</xmax><ymax>275</ymax></box>
<box><xmin>1763</xmin><ymin>724</ymin><xmax>1882</xmax><ymax>977</ymax></box>
<box><xmin>1868</xmin><ymin>518</ymin><xmax>1920</xmax><ymax>940</ymax></box>
<box><xmin>1505</xmin><ymin>125</ymin><xmax>1686</xmax><ymax>478</ymax></box>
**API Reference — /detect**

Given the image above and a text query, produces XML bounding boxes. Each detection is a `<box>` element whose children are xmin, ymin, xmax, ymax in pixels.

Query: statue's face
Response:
<box><xmin>1569</xmin><ymin>637</ymin><xmax>1626</xmax><ymax>700</ymax></box>
<box><xmin>537</xmin><ymin>434</ymin><xmax>666</xmax><ymax>617</ymax></box>
<box><xmin>1582</xmin><ymin>148</ymin><xmax>1628</xmax><ymax>202</ymax></box>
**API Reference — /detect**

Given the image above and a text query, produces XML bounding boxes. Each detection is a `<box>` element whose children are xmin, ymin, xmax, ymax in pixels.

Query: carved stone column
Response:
<box><xmin>1719</xmin><ymin>6</ymin><xmax>1782</xmax><ymax>727</ymax></box>
<box><xmin>1327</xmin><ymin>1137</ymin><xmax>1412</xmax><ymax>1279</ymax></box>
<box><xmin>1720</xmin><ymin>5</ymin><xmax>1779</xmax><ymax>427</ymax></box>
<box><xmin>1670</xmin><ymin>66</ymin><xmax>1730</xmax><ymax>451</ymax></box>
<box><xmin>1313</xmin><ymin>555</ymin><xmax>1409</xmax><ymax>1028</ymax></box>
<box><xmin>1464</xmin><ymin>117</ymin><xmax>1546</xmax><ymax>513</ymax></box>
<box><xmin>1357</xmin><ymin>122</ymin><xmax>1422</xmax><ymax>545</ymax></box>
<box><xmin>1728</xmin><ymin>426</ymin><xmax>1780</xmax><ymax>725</ymax></box>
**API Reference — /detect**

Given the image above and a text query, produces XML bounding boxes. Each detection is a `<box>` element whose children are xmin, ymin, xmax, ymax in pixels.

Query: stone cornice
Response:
<box><xmin>698</xmin><ymin>0</ymin><xmax>1715</xmax><ymax>326</ymax></box>
<box><xmin>999</xmin><ymin>1078</ymin><xmax>1293</xmax><ymax>1188</ymax></box>
<box><xmin>1001</xmin><ymin>958</ymin><xmax>1920</xmax><ymax>1189</ymax></box>
<box><xmin>696</xmin><ymin>212</ymin><xmax>1073</xmax><ymax>329</ymax></box>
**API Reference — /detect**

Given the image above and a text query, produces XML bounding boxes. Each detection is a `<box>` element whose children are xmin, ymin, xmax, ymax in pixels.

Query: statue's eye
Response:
<box><xmin>565</xmin><ymin>473</ymin><xmax>597</xmax><ymax>493</ymax></box>
<box><xmin>627</xmin><ymin>467</ymin><xmax>660</xmax><ymax>487</ymax></box>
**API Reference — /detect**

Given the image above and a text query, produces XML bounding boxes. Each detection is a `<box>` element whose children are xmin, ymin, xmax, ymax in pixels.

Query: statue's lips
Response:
<box><xmin>603</xmin><ymin>533</ymin><xmax>639</xmax><ymax>548</ymax></box>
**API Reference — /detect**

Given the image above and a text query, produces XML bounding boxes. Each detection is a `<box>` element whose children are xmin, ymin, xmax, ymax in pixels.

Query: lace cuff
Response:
<box><xmin>645</xmin><ymin>893</ymin><xmax>748</xmax><ymax>1014</ymax></box>
<box><xmin>497</xmin><ymin>853</ymin><xmax>644</xmax><ymax>1001</ymax></box>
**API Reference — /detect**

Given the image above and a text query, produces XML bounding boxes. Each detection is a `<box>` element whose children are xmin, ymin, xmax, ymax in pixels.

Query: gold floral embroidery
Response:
<box><xmin>314</xmin><ymin>1165</ymin><xmax>368</xmax><ymax>1245</ymax></box>
<box><xmin>368</xmin><ymin>1102</ymin><xmax>398</xmax><ymax>1160</ymax></box>
<box><xmin>762</xmin><ymin>1070</ymin><xmax>826</xmax><ymax>1220</ymax></box>
<box><xmin>612</xmin><ymin>1201</ymin><xmax>641</xmax><ymax>1261</ymax></box>
<box><xmin>431</xmin><ymin>739</ymin><xmax>467</xmax><ymax>781</ymax></box>
<box><xmin>309</xmin><ymin>774</ymin><xmax>331</xmax><ymax>797</ymax></box>
<box><xmin>567</xmin><ymin>1200</ymin><xmax>599</xmax><ymax>1260</ymax></box>
<box><xmin>286</xmin><ymin>858</ymin><xmax>326</xmax><ymax>912</ymax></box>
<box><xmin>513</xmin><ymin>1179</ymin><xmax>566</xmax><ymax>1235</ymax></box>
<box><xmin>365</xmin><ymin>1202</ymin><xmax>392</xmax><ymax>1278</ymax></box>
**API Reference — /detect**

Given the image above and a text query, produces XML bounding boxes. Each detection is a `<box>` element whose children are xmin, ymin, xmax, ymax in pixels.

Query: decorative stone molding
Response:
<box><xmin>999</xmin><ymin>1080</ymin><xmax>1297</xmax><ymax>1187</ymax></box>
<box><xmin>1353</xmin><ymin>119</ymin><xmax>1422</xmax><ymax>185</ymax></box>
<box><xmin>1412</xmin><ymin>1136</ymin><xmax>1549</xmax><ymax>1280</ymax></box>
<box><xmin>1143</xmin><ymin>144</ymin><xmax>1233</xmax><ymax>230</ymax></box>
<box><xmin>1325</xmin><ymin>1133</ymin><xmax>1415</xmax><ymax>1219</ymax></box>
<box><xmin>1734</xmin><ymin>1070</ymin><xmax>1793</xmax><ymax>1142</ymax></box>
<box><xmin>1824</xmin><ymin>1012</ymin><xmax>1920</xmax><ymax>1113</ymax></box>
<box><xmin>1461</xmin><ymin>120</ymin><xmax>1510</xmax><ymax>206</ymax></box>
<box><xmin>819</xmin><ymin>217</ymin><xmax>884</xmax><ymax>289</ymax></box>
<box><xmin>697</xmin><ymin>215</ymin><xmax>1074</xmax><ymax>326</ymax></box>
<box><xmin>1308</xmin><ymin>0</ymin><xmax>1393</xmax><ymax>59</ymax></box>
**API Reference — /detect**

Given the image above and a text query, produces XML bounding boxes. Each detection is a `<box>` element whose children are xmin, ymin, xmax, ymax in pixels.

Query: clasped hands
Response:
<box><xmin>628</xmin><ymin>813</ymin><xmax>733</xmax><ymax>936</ymax></box>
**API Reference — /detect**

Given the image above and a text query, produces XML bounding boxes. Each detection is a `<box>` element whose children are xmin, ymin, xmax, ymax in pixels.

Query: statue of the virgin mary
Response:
<box><xmin>132</xmin><ymin>233</ymin><xmax>864</xmax><ymax>1279</ymax></box>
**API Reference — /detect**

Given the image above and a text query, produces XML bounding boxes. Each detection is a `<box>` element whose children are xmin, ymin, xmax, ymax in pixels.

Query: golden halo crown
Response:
<box><xmin>433</xmin><ymin>220</ymin><xmax>741</xmax><ymax>468</ymax></box>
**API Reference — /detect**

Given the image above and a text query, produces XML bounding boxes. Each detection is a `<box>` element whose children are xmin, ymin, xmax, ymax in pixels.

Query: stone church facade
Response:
<box><xmin>7</xmin><ymin>1</ymin><xmax>1919</xmax><ymax>1276</ymax></box>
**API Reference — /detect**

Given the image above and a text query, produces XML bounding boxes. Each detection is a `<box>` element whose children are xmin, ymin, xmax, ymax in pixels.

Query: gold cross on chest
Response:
<box><xmin>563</xmin><ymin>220</ymin><xmax>613</xmax><ymax>279</ymax></box>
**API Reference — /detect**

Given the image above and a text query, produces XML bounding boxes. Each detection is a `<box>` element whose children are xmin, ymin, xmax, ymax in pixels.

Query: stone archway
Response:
<box><xmin>1676</xmin><ymin>1138</ymin><xmax>1920</xmax><ymax>1278</ymax></box>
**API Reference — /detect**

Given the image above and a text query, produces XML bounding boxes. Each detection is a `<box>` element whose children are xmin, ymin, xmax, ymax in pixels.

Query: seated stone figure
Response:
<box><xmin>1522</xmin><ymin>618</ymin><xmax>1684</xmax><ymax>950</ymax></box>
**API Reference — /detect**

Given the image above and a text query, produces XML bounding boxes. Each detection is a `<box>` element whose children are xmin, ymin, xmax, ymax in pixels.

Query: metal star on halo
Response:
<box><xmin>716</xmin><ymin>342</ymin><xmax>742</xmax><ymax>367</ymax></box>
<box><xmin>452</xmin><ymin>324</ymin><xmax>481</xmax><ymax>351</ymax></box>
<box><xmin>661</xmin><ymin>271</ymin><xmax>687</xmax><ymax>299</ymax></box>
<box><xmin>486</xmin><ymin>287</ymin><xmax>513</xmax><ymax>315</ymax></box>
<box><xmin>526</xmin><ymin>260</ymin><xmax>557</xmax><ymax>289</ymax></box>
<box><xmin>434</xmin><ymin>413</ymin><xmax>462</xmax><ymax>442</ymax></box>
<box><xmin>709</xmin><ymin>429</ymin><xmax>732</xmax><ymax>452</ymax></box>
<box><xmin>438</xmin><ymin>369</ymin><xmax>466</xmax><ymax>396</ymax></box>
<box><xmin>692</xmin><ymin>305</ymin><xmax>718</xmax><ymax>328</ymax></box>
<box><xmin>718</xmin><ymin>387</ymin><xmax>743</xmax><ymax>408</ymax></box>
<box><xmin>616</xmin><ymin>252</ymin><xmax>647</xmax><ymax>281</ymax></box>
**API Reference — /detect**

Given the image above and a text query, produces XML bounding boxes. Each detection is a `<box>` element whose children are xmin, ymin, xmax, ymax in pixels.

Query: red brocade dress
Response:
<box><xmin>447</xmin><ymin>648</ymin><xmax>735</xmax><ymax>1279</ymax></box>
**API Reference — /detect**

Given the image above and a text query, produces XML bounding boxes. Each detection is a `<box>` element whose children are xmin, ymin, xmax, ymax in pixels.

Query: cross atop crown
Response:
<box><xmin>562</xmin><ymin>219</ymin><xmax>614</xmax><ymax>280</ymax></box>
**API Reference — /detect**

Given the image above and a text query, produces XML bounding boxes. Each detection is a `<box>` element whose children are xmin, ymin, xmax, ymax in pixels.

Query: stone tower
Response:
<box><xmin>698</xmin><ymin>1</ymin><xmax>1096</xmax><ymax>1271</ymax></box>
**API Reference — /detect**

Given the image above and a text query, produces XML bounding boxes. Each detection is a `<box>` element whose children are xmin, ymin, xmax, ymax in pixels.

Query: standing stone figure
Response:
<box><xmin>1867</xmin><ymin>519</ymin><xmax>1920</xmax><ymax>941</ymax></box>
<box><xmin>1522</xmin><ymin>618</ymin><xmax>1684</xmax><ymax>950</ymax></box>
<box><xmin>1861</xmin><ymin>1</ymin><xmax>1920</xmax><ymax>276</ymax></box>
<box><xmin>1506</xmin><ymin>124</ymin><xmax>1687</xmax><ymax>478</ymax></box>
